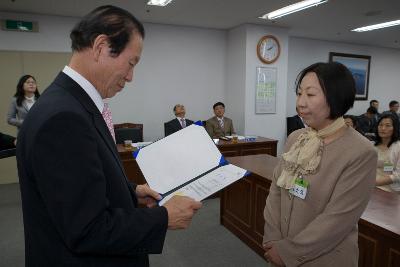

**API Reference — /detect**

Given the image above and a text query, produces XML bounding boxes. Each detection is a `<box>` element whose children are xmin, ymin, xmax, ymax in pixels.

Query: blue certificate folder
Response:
<box><xmin>134</xmin><ymin>123</ymin><xmax>249</xmax><ymax>205</ymax></box>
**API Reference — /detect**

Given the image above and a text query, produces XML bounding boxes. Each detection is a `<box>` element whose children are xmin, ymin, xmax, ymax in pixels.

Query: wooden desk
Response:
<box><xmin>217</xmin><ymin>137</ymin><xmax>277</xmax><ymax>157</ymax></box>
<box><xmin>117</xmin><ymin>137</ymin><xmax>277</xmax><ymax>184</ymax></box>
<box><xmin>221</xmin><ymin>154</ymin><xmax>277</xmax><ymax>258</ymax></box>
<box><xmin>221</xmin><ymin>154</ymin><xmax>400</xmax><ymax>267</ymax></box>
<box><xmin>116</xmin><ymin>145</ymin><xmax>146</xmax><ymax>185</ymax></box>
<box><xmin>358</xmin><ymin>189</ymin><xmax>400</xmax><ymax>267</ymax></box>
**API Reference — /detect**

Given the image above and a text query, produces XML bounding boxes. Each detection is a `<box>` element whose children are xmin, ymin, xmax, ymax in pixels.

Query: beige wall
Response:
<box><xmin>0</xmin><ymin>50</ymin><xmax>70</xmax><ymax>184</ymax></box>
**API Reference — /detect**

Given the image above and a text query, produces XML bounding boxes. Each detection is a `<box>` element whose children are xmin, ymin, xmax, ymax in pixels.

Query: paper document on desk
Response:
<box><xmin>134</xmin><ymin>123</ymin><xmax>249</xmax><ymax>205</ymax></box>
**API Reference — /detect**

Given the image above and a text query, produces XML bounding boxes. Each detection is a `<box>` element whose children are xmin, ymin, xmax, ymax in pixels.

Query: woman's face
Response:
<box><xmin>378</xmin><ymin>118</ymin><xmax>394</xmax><ymax>139</ymax></box>
<box><xmin>296</xmin><ymin>72</ymin><xmax>331</xmax><ymax>130</ymax></box>
<box><xmin>23</xmin><ymin>77</ymin><xmax>37</xmax><ymax>95</ymax></box>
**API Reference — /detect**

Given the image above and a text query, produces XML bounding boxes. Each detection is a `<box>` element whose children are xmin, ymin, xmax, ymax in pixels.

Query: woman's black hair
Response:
<box><xmin>375</xmin><ymin>113</ymin><xmax>400</xmax><ymax>147</ymax></box>
<box><xmin>14</xmin><ymin>75</ymin><xmax>40</xmax><ymax>106</ymax></box>
<box><xmin>295</xmin><ymin>62</ymin><xmax>356</xmax><ymax>119</ymax></box>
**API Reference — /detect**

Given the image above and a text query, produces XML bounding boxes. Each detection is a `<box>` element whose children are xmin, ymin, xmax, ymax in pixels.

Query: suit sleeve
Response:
<box><xmin>7</xmin><ymin>99</ymin><xmax>23</xmax><ymax>127</ymax></box>
<box><xmin>389</xmin><ymin>142</ymin><xmax>400</xmax><ymax>188</ymax></box>
<box><xmin>263</xmin><ymin>160</ymin><xmax>283</xmax><ymax>243</ymax></box>
<box><xmin>164</xmin><ymin>122</ymin><xmax>171</xmax><ymax>136</ymax></box>
<box><xmin>274</xmin><ymin>147</ymin><xmax>377</xmax><ymax>267</ymax></box>
<box><xmin>205</xmin><ymin>120</ymin><xmax>215</xmax><ymax>138</ymax></box>
<box><xmin>31</xmin><ymin>111</ymin><xmax>168</xmax><ymax>257</ymax></box>
<box><xmin>229</xmin><ymin>119</ymin><xmax>235</xmax><ymax>135</ymax></box>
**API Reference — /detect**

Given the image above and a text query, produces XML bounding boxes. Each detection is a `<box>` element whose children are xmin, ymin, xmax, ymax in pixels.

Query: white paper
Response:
<box><xmin>135</xmin><ymin>125</ymin><xmax>222</xmax><ymax>194</ymax></box>
<box><xmin>159</xmin><ymin>164</ymin><xmax>247</xmax><ymax>205</ymax></box>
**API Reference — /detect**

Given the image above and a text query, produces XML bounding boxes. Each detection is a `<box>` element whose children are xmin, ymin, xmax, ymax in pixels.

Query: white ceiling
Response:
<box><xmin>1</xmin><ymin>0</ymin><xmax>400</xmax><ymax>49</ymax></box>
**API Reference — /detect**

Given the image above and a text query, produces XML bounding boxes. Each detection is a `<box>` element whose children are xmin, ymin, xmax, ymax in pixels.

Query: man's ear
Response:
<box><xmin>92</xmin><ymin>34</ymin><xmax>109</xmax><ymax>61</ymax></box>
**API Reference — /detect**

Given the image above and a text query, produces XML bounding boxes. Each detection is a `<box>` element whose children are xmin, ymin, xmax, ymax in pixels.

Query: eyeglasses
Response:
<box><xmin>25</xmin><ymin>81</ymin><xmax>36</xmax><ymax>85</ymax></box>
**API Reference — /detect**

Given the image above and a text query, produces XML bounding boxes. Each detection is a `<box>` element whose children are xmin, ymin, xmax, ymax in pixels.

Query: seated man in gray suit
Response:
<box><xmin>206</xmin><ymin>102</ymin><xmax>235</xmax><ymax>138</ymax></box>
<box><xmin>164</xmin><ymin>104</ymin><xmax>194</xmax><ymax>136</ymax></box>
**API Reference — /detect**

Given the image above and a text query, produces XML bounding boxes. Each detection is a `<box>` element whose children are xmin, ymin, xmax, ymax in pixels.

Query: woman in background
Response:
<box><xmin>7</xmin><ymin>75</ymin><xmax>40</xmax><ymax>129</ymax></box>
<box><xmin>263</xmin><ymin>62</ymin><xmax>376</xmax><ymax>267</ymax></box>
<box><xmin>374</xmin><ymin>113</ymin><xmax>400</xmax><ymax>193</ymax></box>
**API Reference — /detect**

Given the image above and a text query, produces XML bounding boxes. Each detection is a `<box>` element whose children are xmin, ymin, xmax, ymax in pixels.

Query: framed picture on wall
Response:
<box><xmin>329</xmin><ymin>52</ymin><xmax>371</xmax><ymax>100</ymax></box>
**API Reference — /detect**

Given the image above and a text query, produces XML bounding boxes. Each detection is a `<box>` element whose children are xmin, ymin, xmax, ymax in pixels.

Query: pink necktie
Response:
<box><xmin>102</xmin><ymin>103</ymin><xmax>116</xmax><ymax>142</ymax></box>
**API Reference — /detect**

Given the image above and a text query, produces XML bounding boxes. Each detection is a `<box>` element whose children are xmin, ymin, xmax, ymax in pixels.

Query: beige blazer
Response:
<box><xmin>263</xmin><ymin>127</ymin><xmax>377</xmax><ymax>267</ymax></box>
<box><xmin>205</xmin><ymin>116</ymin><xmax>235</xmax><ymax>138</ymax></box>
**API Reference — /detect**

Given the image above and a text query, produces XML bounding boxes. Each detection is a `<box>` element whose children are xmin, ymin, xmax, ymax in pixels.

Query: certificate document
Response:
<box><xmin>134</xmin><ymin>123</ymin><xmax>248</xmax><ymax>205</ymax></box>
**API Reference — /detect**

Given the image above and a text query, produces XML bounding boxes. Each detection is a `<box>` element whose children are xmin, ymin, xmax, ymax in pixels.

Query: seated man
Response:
<box><xmin>206</xmin><ymin>102</ymin><xmax>235</xmax><ymax>138</ymax></box>
<box><xmin>0</xmin><ymin>132</ymin><xmax>16</xmax><ymax>151</ymax></box>
<box><xmin>357</xmin><ymin>107</ymin><xmax>378</xmax><ymax>137</ymax></box>
<box><xmin>164</xmin><ymin>104</ymin><xmax>194</xmax><ymax>136</ymax></box>
<box><xmin>382</xmin><ymin>100</ymin><xmax>399</xmax><ymax>118</ymax></box>
<box><xmin>286</xmin><ymin>107</ymin><xmax>306</xmax><ymax>136</ymax></box>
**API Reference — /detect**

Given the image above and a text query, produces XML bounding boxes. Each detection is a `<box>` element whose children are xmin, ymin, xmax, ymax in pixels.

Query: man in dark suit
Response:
<box><xmin>357</xmin><ymin>106</ymin><xmax>378</xmax><ymax>136</ymax></box>
<box><xmin>164</xmin><ymin>104</ymin><xmax>194</xmax><ymax>136</ymax></box>
<box><xmin>286</xmin><ymin>114</ymin><xmax>306</xmax><ymax>136</ymax></box>
<box><xmin>16</xmin><ymin>6</ymin><xmax>201</xmax><ymax>267</ymax></box>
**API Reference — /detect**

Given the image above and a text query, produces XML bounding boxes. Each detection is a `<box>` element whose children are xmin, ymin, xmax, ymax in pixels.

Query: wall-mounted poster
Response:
<box><xmin>255</xmin><ymin>67</ymin><xmax>277</xmax><ymax>114</ymax></box>
<box><xmin>329</xmin><ymin>52</ymin><xmax>371</xmax><ymax>100</ymax></box>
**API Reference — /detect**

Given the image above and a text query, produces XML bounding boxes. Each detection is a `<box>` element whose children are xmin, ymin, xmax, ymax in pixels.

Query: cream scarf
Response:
<box><xmin>277</xmin><ymin>117</ymin><xmax>345</xmax><ymax>189</ymax></box>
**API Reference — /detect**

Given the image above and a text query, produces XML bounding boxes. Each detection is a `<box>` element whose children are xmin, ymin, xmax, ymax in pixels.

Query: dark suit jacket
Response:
<box><xmin>356</xmin><ymin>114</ymin><xmax>376</xmax><ymax>135</ymax></box>
<box><xmin>17</xmin><ymin>72</ymin><xmax>168</xmax><ymax>267</ymax></box>
<box><xmin>286</xmin><ymin>115</ymin><xmax>305</xmax><ymax>136</ymax></box>
<box><xmin>164</xmin><ymin>118</ymin><xmax>194</xmax><ymax>136</ymax></box>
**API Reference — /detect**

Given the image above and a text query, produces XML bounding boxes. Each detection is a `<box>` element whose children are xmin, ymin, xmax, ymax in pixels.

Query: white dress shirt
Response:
<box><xmin>24</xmin><ymin>95</ymin><xmax>36</xmax><ymax>110</ymax></box>
<box><xmin>62</xmin><ymin>66</ymin><xmax>104</xmax><ymax>113</ymax></box>
<box><xmin>176</xmin><ymin>117</ymin><xmax>186</xmax><ymax>127</ymax></box>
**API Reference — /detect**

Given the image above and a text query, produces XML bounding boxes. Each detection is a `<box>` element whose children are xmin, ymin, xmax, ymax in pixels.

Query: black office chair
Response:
<box><xmin>114</xmin><ymin>123</ymin><xmax>143</xmax><ymax>144</ymax></box>
<box><xmin>0</xmin><ymin>148</ymin><xmax>16</xmax><ymax>159</ymax></box>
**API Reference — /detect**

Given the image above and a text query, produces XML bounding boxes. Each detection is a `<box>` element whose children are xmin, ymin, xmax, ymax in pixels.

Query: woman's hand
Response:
<box><xmin>263</xmin><ymin>242</ymin><xmax>285</xmax><ymax>267</ymax></box>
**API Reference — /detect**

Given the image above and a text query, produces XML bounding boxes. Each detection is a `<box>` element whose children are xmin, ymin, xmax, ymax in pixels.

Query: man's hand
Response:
<box><xmin>135</xmin><ymin>184</ymin><xmax>162</xmax><ymax>208</ymax></box>
<box><xmin>263</xmin><ymin>242</ymin><xmax>285</xmax><ymax>267</ymax></box>
<box><xmin>163</xmin><ymin>195</ymin><xmax>202</xmax><ymax>230</ymax></box>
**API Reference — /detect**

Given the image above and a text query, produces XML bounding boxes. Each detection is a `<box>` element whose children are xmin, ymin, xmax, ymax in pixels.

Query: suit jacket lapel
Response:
<box><xmin>53</xmin><ymin>72</ymin><xmax>127</xmax><ymax>181</ymax></box>
<box><xmin>223</xmin><ymin>117</ymin><xmax>227</xmax><ymax>132</ymax></box>
<box><xmin>22</xmin><ymin>101</ymin><xmax>29</xmax><ymax>112</ymax></box>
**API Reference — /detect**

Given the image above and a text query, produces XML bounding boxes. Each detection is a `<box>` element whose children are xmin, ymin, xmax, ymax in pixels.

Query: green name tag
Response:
<box><xmin>289</xmin><ymin>177</ymin><xmax>309</xmax><ymax>199</ymax></box>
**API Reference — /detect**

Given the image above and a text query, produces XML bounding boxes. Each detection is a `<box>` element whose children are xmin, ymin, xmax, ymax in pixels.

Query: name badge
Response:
<box><xmin>384</xmin><ymin>162</ymin><xmax>394</xmax><ymax>173</ymax></box>
<box><xmin>289</xmin><ymin>177</ymin><xmax>309</xmax><ymax>200</ymax></box>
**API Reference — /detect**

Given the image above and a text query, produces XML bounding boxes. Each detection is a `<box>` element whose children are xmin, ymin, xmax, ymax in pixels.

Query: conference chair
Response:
<box><xmin>113</xmin><ymin>123</ymin><xmax>143</xmax><ymax>144</ymax></box>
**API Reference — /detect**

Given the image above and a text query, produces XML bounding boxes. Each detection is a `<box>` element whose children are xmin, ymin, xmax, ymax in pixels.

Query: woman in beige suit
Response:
<box><xmin>263</xmin><ymin>62</ymin><xmax>377</xmax><ymax>267</ymax></box>
<box><xmin>7</xmin><ymin>75</ymin><xmax>40</xmax><ymax>129</ymax></box>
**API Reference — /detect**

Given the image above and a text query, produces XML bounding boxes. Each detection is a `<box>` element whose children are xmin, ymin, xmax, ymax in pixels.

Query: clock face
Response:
<box><xmin>257</xmin><ymin>36</ymin><xmax>280</xmax><ymax>64</ymax></box>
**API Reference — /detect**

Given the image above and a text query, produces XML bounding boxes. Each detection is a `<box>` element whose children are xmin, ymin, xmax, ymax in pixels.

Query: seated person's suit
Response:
<box><xmin>356</xmin><ymin>114</ymin><xmax>376</xmax><ymax>135</ymax></box>
<box><xmin>205</xmin><ymin>116</ymin><xmax>235</xmax><ymax>138</ymax></box>
<box><xmin>164</xmin><ymin>118</ymin><xmax>193</xmax><ymax>136</ymax></box>
<box><xmin>286</xmin><ymin>115</ymin><xmax>305</xmax><ymax>136</ymax></box>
